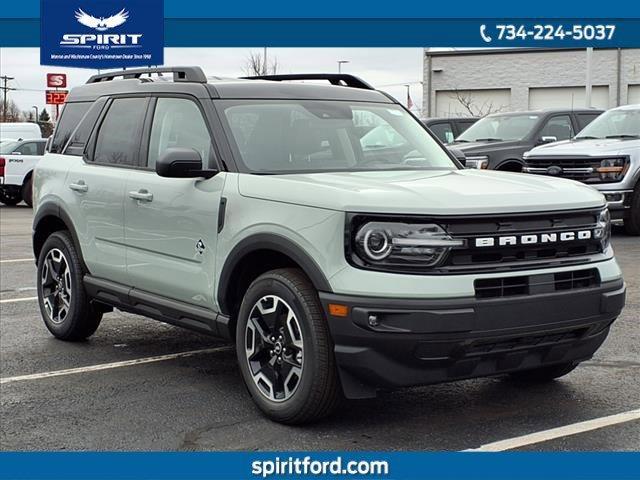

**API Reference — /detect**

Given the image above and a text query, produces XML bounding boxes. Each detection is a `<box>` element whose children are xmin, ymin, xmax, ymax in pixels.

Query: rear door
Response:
<box><xmin>4</xmin><ymin>141</ymin><xmax>43</xmax><ymax>186</ymax></box>
<box><xmin>65</xmin><ymin>97</ymin><xmax>148</xmax><ymax>285</ymax></box>
<box><xmin>123</xmin><ymin>96</ymin><xmax>225</xmax><ymax>309</ymax></box>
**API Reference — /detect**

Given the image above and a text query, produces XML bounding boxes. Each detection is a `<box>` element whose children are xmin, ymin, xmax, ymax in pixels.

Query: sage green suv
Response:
<box><xmin>32</xmin><ymin>67</ymin><xmax>626</xmax><ymax>424</ymax></box>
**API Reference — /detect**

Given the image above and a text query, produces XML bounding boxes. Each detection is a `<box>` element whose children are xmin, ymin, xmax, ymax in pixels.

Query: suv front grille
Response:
<box><xmin>474</xmin><ymin>268</ymin><xmax>600</xmax><ymax>299</ymax></box>
<box><xmin>524</xmin><ymin>156</ymin><xmax>628</xmax><ymax>183</ymax></box>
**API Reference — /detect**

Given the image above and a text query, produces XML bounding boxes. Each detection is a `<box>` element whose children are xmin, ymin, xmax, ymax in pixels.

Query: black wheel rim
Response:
<box><xmin>244</xmin><ymin>295</ymin><xmax>304</xmax><ymax>402</ymax></box>
<box><xmin>40</xmin><ymin>248</ymin><xmax>72</xmax><ymax>324</ymax></box>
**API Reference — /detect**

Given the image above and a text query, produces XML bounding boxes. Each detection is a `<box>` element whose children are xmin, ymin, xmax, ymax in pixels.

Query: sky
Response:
<box><xmin>0</xmin><ymin>47</ymin><xmax>425</xmax><ymax>119</ymax></box>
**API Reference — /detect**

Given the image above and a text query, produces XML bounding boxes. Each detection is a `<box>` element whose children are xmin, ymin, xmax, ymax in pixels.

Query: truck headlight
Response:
<box><xmin>593</xmin><ymin>208</ymin><xmax>611</xmax><ymax>250</ymax></box>
<box><xmin>351</xmin><ymin>221</ymin><xmax>464</xmax><ymax>270</ymax></box>
<box><xmin>596</xmin><ymin>158</ymin><xmax>629</xmax><ymax>182</ymax></box>
<box><xmin>464</xmin><ymin>155</ymin><xmax>489</xmax><ymax>169</ymax></box>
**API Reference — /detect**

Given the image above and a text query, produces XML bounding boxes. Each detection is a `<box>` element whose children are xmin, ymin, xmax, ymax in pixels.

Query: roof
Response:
<box><xmin>67</xmin><ymin>68</ymin><xmax>394</xmax><ymax>104</ymax></box>
<box><xmin>421</xmin><ymin>116</ymin><xmax>479</xmax><ymax>123</ymax></box>
<box><xmin>485</xmin><ymin>108</ymin><xmax>604</xmax><ymax>117</ymax></box>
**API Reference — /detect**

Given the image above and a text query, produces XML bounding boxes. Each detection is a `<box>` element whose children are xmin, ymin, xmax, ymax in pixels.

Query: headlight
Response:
<box><xmin>464</xmin><ymin>155</ymin><xmax>489</xmax><ymax>169</ymax></box>
<box><xmin>351</xmin><ymin>221</ymin><xmax>464</xmax><ymax>270</ymax></box>
<box><xmin>593</xmin><ymin>208</ymin><xmax>611</xmax><ymax>250</ymax></box>
<box><xmin>596</xmin><ymin>157</ymin><xmax>629</xmax><ymax>182</ymax></box>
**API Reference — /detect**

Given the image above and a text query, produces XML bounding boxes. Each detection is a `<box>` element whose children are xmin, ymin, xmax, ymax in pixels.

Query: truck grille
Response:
<box><xmin>524</xmin><ymin>156</ymin><xmax>628</xmax><ymax>183</ymax></box>
<box><xmin>474</xmin><ymin>268</ymin><xmax>600</xmax><ymax>299</ymax></box>
<box><xmin>438</xmin><ymin>208</ymin><xmax>605</xmax><ymax>273</ymax></box>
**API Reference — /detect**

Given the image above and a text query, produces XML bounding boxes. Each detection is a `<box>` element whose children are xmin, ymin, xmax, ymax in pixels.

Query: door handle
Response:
<box><xmin>128</xmin><ymin>189</ymin><xmax>153</xmax><ymax>202</ymax></box>
<box><xmin>69</xmin><ymin>181</ymin><xmax>88</xmax><ymax>193</ymax></box>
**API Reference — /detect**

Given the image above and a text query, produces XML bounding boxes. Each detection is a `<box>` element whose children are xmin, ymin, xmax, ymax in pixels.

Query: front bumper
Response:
<box><xmin>319</xmin><ymin>279</ymin><xmax>625</xmax><ymax>399</ymax></box>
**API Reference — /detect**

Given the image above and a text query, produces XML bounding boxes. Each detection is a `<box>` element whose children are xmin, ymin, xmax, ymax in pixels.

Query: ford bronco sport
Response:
<box><xmin>33</xmin><ymin>67</ymin><xmax>626</xmax><ymax>424</ymax></box>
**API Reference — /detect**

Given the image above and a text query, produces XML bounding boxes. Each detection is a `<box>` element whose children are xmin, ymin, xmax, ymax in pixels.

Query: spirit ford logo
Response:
<box><xmin>59</xmin><ymin>8</ymin><xmax>142</xmax><ymax>47</ymax></box>
<box><xmin>475</xmin><ymin>230</ymin><xmax>592</xmax><ymax>247</ymax></box>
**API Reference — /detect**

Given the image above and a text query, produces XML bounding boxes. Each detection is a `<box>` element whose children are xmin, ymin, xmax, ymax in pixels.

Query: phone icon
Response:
<box><xmin>480</xmin><ymin>24</ymin><xmax>493</xmax><ymax>43</ymax></box>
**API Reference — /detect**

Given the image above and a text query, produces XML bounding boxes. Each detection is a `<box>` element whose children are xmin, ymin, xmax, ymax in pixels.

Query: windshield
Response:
<box><xmin>456</xmin><ymin>114</ymin><xmax>540</xmax><ymax>142</ymax></box>
<box><xmin>218</xmin><ymin>101</ymin><xmax>456</xmax><ymax>173</ymax></box>
<box><xmin>0</xmin><ymin>141</ymin><xmax>20</xmax><ymax>154</ymax></box>
<box><xmin>576</xmin><ymin>108</ymin><xmax>640</xmax><ymax>139</ymax></box>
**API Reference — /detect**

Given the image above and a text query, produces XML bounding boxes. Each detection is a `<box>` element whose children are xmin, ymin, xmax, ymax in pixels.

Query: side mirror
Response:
<box><xmin>448</xmin><ymin>147</ymin><xmax>466</xmax><ymax>166</ymax></box>
<box><xmin>155</xmin><ymin>148</ymin><xmax>217</xmax><ymax>179</ymax></box>
<box><xmin>539</xmin><ymin>136</ymin><xmax>558</xmax><ymax>144</ymax></box>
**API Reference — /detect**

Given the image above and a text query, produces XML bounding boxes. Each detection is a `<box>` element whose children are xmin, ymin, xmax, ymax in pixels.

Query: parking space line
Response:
<box><xmin>0</xmin><ymin>296</ymin><xmax>38</xmax><ymax>304</ymax></box>
<box><xmin>465</xmin><ymin>408</ymin><xmax>640</xmax><ymax>451</ymax></box>
<box><xmin>0</xmin><ymin>346</ymin><xmax>234</xmax><ymax>385</ymax></box>
<box><xmin>0</xmin><ymin>258</ymin><xmax>33</xmax><ymax>264</ymax></box>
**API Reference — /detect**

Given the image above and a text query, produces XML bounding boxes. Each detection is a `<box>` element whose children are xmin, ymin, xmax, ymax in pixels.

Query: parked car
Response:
<box><xmin>33</xmin><ymin>67</ymin><xmax>625</xmax><ymax>424</ymax></box>
<box><xmin>421</xmin><ymin>117</ymin><xmax>478</xmax><ymax>144</ymax></box>
<box><xmin>0</xmin><ymin>122</ymin><xmax>42</xmax><ymax>141</ymax></box>
<box><xmin>524</xmin><ymin>104</ymin><xmax>640</xmax><ymax>235</ymax></box>
<box><xmin>0</xmin><ymin>138</ymin><xmax>47</xmax><ymax>206</ymax></box>
<box><xmin>450</xmin><ymin>109</ymin><xmax>603</xmax><ymax>171</ymax></box>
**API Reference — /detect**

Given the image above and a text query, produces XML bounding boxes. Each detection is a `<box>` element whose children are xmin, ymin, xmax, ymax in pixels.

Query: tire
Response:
<box><xmin>21</xmin><ymin>176</ymin><xmax>33</xmax><ymax>208</ymax></box>
<box><xmin>36</xmin><ymin>230</ymin><xmax>102</xmax><ymax>341</ymax></box>
<box><xmin>508</xmin><ymin>362</ymin><xmax>579</xmax><ymax>383</ymax></box>
<box><xmin>236</xmin><ymin>268</ymin><xmax>341</xmax><ymax>424</ymax></box>
<box><xmin>0</xmin><ymin>188</ymin><xmax>21</xmax><ymax>206</ymax></box>
<box><xmin>623</xmin><ymin>183</ymin><xmax>640</xmax><ymax>236</ymax></box>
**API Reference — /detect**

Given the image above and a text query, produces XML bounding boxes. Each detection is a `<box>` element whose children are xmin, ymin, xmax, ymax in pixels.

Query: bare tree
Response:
<box><xmin>449</xmin><ymin>89</ymin><xmax>507</xmax><ymax>117</ymax></box>
<box><xmin>244</xmin><ymin>50</ymin><xmax>279</xmax><ymax>76</ymax></box>
<box><xmin>2</xmin><ymin>99</ymin><xmax>23</xmax><ymax>122</ymax></box>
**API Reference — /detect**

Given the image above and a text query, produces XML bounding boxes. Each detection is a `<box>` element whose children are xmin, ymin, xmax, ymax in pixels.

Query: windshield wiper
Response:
<box><xmin>474</xmin><ymin>137</ymin><xmax>503</xmax><ymax>142</ymax></box>
<box><xmin>574</xmin><ymin>135</ymin><xmax>600</xmax><ymax>140</ymax></box>
<box><xmin>605</xmin><ymin>134</ymin><xmax>640</xmax><ymax>139</ymax></box>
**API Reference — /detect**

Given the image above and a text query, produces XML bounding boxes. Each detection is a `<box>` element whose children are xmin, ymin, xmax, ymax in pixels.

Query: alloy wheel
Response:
<box><xmin>40</xmin><ymin>248</ymin><xmax>72</xmax><ymax>324</ymax></box>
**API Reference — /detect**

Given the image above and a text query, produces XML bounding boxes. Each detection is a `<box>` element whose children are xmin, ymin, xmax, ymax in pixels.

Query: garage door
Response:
<box><xmin>435</xmin><ymin>89</ymin><xmax>510</xmax><ymax>117</ymax></box>
<box><xmin>628</xmin><ymin>85</ymin><xmax>640</xmax><ymax>105</ymax></box>
<box><xmin>528</xmin><ymin>86</ymin><xmax>609</xmax><ymax>110</ymax></box>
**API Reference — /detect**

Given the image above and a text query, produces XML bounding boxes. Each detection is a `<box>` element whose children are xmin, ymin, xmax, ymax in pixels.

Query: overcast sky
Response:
<box><xmin>0</xmin><ymin>47</ymin><xmax>425</xmax><ymax>118</ymax></box>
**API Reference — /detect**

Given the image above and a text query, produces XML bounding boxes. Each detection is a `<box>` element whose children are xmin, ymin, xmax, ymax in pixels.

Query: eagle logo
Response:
<box><xmin>74</xmin><ymin>8</ymin><xmax>129</xmax><ymax>31</ymax></box>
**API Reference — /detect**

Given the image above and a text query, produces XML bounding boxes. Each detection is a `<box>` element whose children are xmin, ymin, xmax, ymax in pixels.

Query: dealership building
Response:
<box><xmin>422</xmin><ymin>48</ymin><xmax>640</xmax><ymax>117</ymax></box>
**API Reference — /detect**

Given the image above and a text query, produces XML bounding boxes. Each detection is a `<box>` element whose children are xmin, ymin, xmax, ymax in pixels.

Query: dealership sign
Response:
<box><xmin>46</xmin><ymin>73</ymin><xmax>67</xmax><ymax>88</ymax></box>
<box><xmin>40</xmin><ymin>0</ymin><xmax>163</xmax><ymax>68</ymax></box>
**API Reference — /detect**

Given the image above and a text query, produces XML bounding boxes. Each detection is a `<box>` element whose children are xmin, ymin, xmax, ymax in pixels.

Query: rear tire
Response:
<box><xmin>36</xmin><ymin>231</ymin><xmax>102</xmax><ymax>341</ymax></box>
<box><xmin>508</xmin><ymin>362</ymin><xmax>578</xmax><ymax>383</ymax></box>
<box><xmin>236</xmin><ymin>268</ymin><xmax>341</xmax><ymax>424</ymax></box>
<box><xmin>0</xmin><ymin>188</ymin><xmax>21</xmax><ymax>206</ymax></box>
<box><xmin>22</xmin><ymin>176</ymin><xmax>33</xmax><ymax>208</ymax></box>
<box><xmin>624</xmin><ymin>183</ymin><xmax>640</xmax><ymax>236</ymax></box>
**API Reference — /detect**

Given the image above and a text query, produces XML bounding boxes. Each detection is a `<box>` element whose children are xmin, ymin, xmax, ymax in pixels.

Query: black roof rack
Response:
<box><xmin>86</xmin><ymin>66</ymin><xmax>207</xmax><ymax>84</ymax></box>
<box><xmin>242</xmin><ymin>74</ymin><xmax>375</xmax><ymax>90</ymax></box>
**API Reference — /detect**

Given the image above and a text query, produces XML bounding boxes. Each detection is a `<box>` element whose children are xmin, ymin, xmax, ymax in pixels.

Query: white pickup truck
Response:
<box><xmin>0</xmin><ymin>138</ymin><xmax>47</xmax><ymax>207</ymax></box>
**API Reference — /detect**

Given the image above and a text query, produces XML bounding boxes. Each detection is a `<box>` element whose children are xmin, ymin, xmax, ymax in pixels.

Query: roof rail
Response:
<box><xmin>242</xmin><ymin>74</ymin><xmax>375</xmax><ymax>90</ymax></box>
<box><xmin>86</xmin><ymin>66</ymin><xmax>207</xmax><ymax>84</ymax></box>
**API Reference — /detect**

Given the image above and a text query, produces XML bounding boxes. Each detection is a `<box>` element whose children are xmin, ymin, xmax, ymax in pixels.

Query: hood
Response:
<box><xmin>238</xmin><ymin>169</ymin><xmax>604</xmax><ymax>215</ymax></box>
<box><xmin>526</xmin><ymin>138</ymin><xmax>640</xmax><ymax>157</ymax></box>
<box><xmin>449</xmin><ymin>140</ymin><xmax>523</xmax><ymax>154</ymax></box>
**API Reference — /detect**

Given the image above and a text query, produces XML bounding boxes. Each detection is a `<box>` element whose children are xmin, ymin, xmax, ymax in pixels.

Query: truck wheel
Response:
<box><xmin>0</xmin><ymin>188</ymin><xmax>21</xmax><ymax>206</ymax></box>
<box><xmin>21</xmin><ymin>177</ymin><xmax>33</xmax><ymax>208</ymax></box>
<box><xmin>508</xmin><ymin>362</ymin><xmax>578</xmax><ymax>383</ymax></box>
<box><xmin>36</xmin><ymin>231</ymin><xmax>102</xmax><ymax>341</ymax></box>
<box><xmin>624</xmin><ymin>183</ymin><xmax>640</xmax><ymax>236</ymax></box>
<box><xmin>236</xmin><ymin>268</ymin><xmax>341</xmax><ymax>424</ymax></box>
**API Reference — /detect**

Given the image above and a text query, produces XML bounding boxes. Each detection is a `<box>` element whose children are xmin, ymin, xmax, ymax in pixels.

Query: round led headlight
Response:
<box><xmin>363</xmin><ymin>229</ymin><xmax>392</xmax><ymax>260</ymax></box>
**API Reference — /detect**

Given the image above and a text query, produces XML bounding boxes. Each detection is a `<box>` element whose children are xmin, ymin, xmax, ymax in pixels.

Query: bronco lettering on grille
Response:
<box><xmin>475</xmin><ymin>230</ymin><xmax>592</xmax><ymax>248</ymax></box>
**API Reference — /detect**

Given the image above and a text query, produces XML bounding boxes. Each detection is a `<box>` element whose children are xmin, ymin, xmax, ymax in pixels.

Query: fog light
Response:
<box><xmin>604</xmin><ymin>193</ymin><xmax>623</xmax><ymax>202</ymax></box>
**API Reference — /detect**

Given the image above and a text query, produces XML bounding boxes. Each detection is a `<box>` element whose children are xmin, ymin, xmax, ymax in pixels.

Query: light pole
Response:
<box><xmin>404</xmin><ymin>85</ymin><xmax>412</xmax><ymax>109</ymax></box>
<box><xmin>32</xmin><ymin>106</ymin><xmax>39</xmax><ymax>123</ymax></box>
<box><xmin>337</xmin><ymin>60</ymin><xmax>350</xmax><ymax>73</ymax></box>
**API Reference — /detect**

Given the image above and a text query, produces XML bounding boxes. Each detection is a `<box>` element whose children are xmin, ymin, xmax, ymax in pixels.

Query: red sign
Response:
<box><xmin>45</xmin><ymin>90</ymin><xmax>69</xmax><ymax>105</ymax></box>
<box><xmin>46</xmin><ymin>73</ymin><xmax>67</xmax><ymax>88</ymax></box>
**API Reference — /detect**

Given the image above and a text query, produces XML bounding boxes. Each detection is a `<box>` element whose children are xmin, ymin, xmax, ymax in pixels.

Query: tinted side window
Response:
<box><xmin>92</xmin><ymin>98</ymin><xmax>148</xmax><ymax>167</ymax></box>
<box><xmin>577</xmin><ymin>113</ymin><xmax>601</xmax><ymax>131</ymax></box>
<box><xmin>36</xmin><ymin>141</ymin><xmax>46</xmax><ymax>155</ymax></box>
<box><xmin>50</xmin><ymin>102</ymin><xmax>91</xmax><ymax>154</ymax></box>
<box><xmin>428</xmin><ymin>122</ymin><xmax>455</xmax><ymax>143</ymax></box>
<box><xmin>540</xmin><ymin>115</ymin><xmax>574</xmax><ymax>141</ymax></box>
<box><xmin>456</xmin><ymin>120</ymin><xmax>476</xmax><ymax>134</ymax></box>
<box><xmin>16</xmin><ymin>142</ymin><xmax>39</xmax><ymax>155</ymax></box>
<box><xmin>147</xmin><ymin>98</ymin><xmax>212</xmax><ymax>169</ymax></box>
<box><xmin>64</xmin><ymin>98</ymin><xmax>107</xmax><ymax>156</ymax></box>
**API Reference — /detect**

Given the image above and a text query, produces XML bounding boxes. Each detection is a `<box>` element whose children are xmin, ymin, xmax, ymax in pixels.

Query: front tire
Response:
<box><xmin>36</xmin><ymin>231</ymin><xmax>102</xmax><ymax>341</ymax></box>
<box><xmin>236</xmin><ymin>268</ymin><xmax>341</xmax><ymax>424</ymax></box>
<box><xmin>508</xmin><ymin>362</ymin><xmax>578</xmax><ymax>383</ymax></box>
<box><xmin>624</xmin><ymin>183</ymin><xmax>640</xmax><ymax>236</ymax></box>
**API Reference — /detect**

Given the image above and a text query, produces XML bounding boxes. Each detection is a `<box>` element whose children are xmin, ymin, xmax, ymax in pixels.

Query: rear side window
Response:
<box><xmin>64</xmin><ymin>98</ymin><xmax>107</xmax><ymax>156</ymax></box>
<box><xmin>50</xmin><ymin>102</ymin><xmax>91</xmax><ymax>153</ymax></box>
<box><xmin>457</xmin><ymin>120</ymin><xmax>476</xmax><ymax>134</ymax></box>
<box><xmin>91</xmin><ymin>97</ymin><xmax>148</xmax><ymax>167</ymax></box>
<box><xmin>577</xmin><ymin>113</ymin><xmax>602</xmax><ymax>131</ymax></box>
<box><xmin>428</xmin><ymin>122</ymin><xmax>455</xmax><ymax>143</ymax></box>
<box><xmin>15</xmin><ymin>142</ymin><xmax>40</xmax><ymax>155</ymax></box>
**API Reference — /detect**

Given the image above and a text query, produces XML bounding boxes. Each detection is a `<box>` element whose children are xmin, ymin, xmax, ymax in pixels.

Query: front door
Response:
<box><xmin>124</xmin><ymin>96</ymin><xmax>225</xmax><ymax>309</ymax></box>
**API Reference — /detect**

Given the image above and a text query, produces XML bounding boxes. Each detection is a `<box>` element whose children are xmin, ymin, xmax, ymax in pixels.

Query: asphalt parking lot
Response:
<box><xmin>1</xmin><ymin>205</ymin><xmax>638</xmax><ymax>451</ymax></box>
